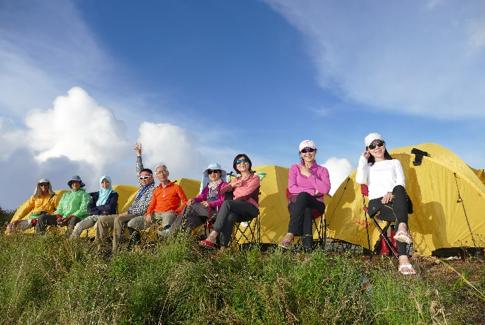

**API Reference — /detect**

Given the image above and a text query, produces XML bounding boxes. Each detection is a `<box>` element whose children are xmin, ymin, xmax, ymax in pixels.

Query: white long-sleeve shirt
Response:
<box><xmin>356</xmin><ymin>156</ymin><xmax>405</xmax><ymax>200</ymax></box>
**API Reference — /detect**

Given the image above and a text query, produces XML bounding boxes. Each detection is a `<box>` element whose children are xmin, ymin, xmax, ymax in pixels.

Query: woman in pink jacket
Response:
<box><xmin>280</xmin><ymin>140</ymin><xmax>331</xmax><ymax>251</ymax></box>
<box><xmin>160</xmin><ymin>163</ymin><xmax>228</xmax><ymax>235</ymax></box>
<box><xmin>200</xmin><ymin>154</ymin><xmax>260</xmax><ymax>250</ymax></box>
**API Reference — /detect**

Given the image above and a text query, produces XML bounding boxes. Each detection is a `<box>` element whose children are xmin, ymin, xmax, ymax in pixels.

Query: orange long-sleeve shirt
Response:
<box><xmin>145</xmin><ymin>181</ymin><xmax>187</xmax><ymax>215</ymax></box>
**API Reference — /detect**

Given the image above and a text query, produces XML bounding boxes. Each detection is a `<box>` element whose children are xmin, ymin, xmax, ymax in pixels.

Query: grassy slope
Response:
<box><xmin>0</xmin><ymin>208</ymin><xmax>484</xmax><ymax>324</ymax></box>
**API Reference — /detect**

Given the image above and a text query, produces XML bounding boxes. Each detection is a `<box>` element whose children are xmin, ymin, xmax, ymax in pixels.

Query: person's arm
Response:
<box><xmin>97</xmin><ymin>192</ymin><xmax>119</xmax><ymax>214</ymax></box>
<box><xmin>220</xmin><ymin>180</ymin><xmax>235</xmax><ymax>196</ymax></box>
<box><xmin>175</xmin><ymin>186</ymin><xmax>188</xmax><ymax>215</ymax></box>
<box><xmin>355</xmin><ymin>155</ymin><xmax>370</xmax><ymax>185</ymax></box>
<box><xmin>288</xmin><ymin>164</ymin><xmax>305</xmax><ymax>194</ymax></box>
<box><xmin>54</xmin><ymin>193</ymin><xmax>68</xmax><ymax>216</ymax></box>
<box><xmin>12</xmin><ymin>196</ymin><xmax>35</xmax><ymax>222</ymax></box>
<box><xmin>144</xmin><ymin>189</ymin><xmax>158</xmax><ymax>216</ymax></box>
<box><xmin>193</xmin><ymin>187</ymin><xmax>209</xmax><ymax>203</ymax></box>
<box><xmin>394</xmin><ymin>160</ymin><xmax>406</xmax><ymax>188</ymax></box>
<box><xmin>70</xmin><ymin>191</ymin><xmax>91</xmax><ymax>218</ymax></box>
<box><xmin>234</xmin><ymin>174</ymin><xmax>260</xmax><ymax>201</ymax></box>
<box><xmin>309</xmin><ymin>166</ymin><xmax>331</xmax><ymax>195</ymax></box>
<box><xmin>87</xmin><ymin>194</ymin><xmax>100</xmax><ymax>215</ymax></box>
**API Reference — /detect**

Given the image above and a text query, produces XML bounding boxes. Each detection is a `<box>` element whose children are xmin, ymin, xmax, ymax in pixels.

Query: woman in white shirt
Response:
<box><xmin>356</xmin><ymin>133</ymin><xmax>415</xmax><ymax>275</ymax></box>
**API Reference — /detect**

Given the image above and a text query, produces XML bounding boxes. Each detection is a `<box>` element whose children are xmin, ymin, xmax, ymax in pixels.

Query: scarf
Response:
<box><xmin>97</xmin><ymin>175</ymin><xmax>114</xmax><ymax>206</ymax></box>
<box><xmin>208</xmin><ymin>178</ymin><xmax>222</xmax><ymax>191</ymax></box>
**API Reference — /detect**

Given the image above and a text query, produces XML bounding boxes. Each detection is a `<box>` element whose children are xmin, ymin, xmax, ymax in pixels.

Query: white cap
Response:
<box><xmin>299</xmin><ymin>140</ymin><xmax>316</xmax><ymax>152</ymax></box>
<box><xmin>364</xmin><ymin>133</ymin><xmax>383</xmax><ymax>147</ymax></box>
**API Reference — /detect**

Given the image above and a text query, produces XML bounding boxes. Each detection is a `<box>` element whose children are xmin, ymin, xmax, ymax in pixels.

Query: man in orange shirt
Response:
<box><xmin>127</xmin><ymin>164</ymin><xmax>187</xmax><ymax>239</ymax></box>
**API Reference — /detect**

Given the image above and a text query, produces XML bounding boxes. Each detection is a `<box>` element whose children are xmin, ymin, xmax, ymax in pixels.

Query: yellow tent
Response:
<box><xmin>326</xmin><ymin>143</ymin><xmax>485</xmax><ymax>256</ymax></box>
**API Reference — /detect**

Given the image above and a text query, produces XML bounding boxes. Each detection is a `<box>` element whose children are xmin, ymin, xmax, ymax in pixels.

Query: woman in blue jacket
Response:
<box><xmin>70</xmin><ymin>175</ymin><xmax>118</xmax><ymax>239</ymax></box>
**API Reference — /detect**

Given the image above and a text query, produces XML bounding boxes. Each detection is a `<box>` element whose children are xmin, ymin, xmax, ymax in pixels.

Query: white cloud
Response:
<box><xmin>265</xmin><ymin>0</ymin><xmax>485</xmax><ymax>119</ymax></box>
<box><xmin>321</xmin><ymin>157</ymin><xmax>354</xmax><ymax>196</ymax></box>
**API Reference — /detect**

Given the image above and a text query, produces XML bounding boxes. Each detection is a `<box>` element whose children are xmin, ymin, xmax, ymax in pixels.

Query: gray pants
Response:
<box><xmin>171</xmin><ymin>203</ymin><xmax>211</xmax><ymax>233</ymax></box>
<box><xmin>96</xmin><ymin>214</ymin><xmax>138</xmax><ymax>253</ymax></box>
<box><xmin>213</xmin><ymin>200</ymin><xmax>258</xmax><ymax>247</ymax></box>
<box><xmin>70</xmin><ymin>215</ymin><xmax>99</xmax><ymax>239</ymax></box>
<box><xmin>127</xmin><ymin>211</ymin><xmax>177</xmax><ymax>232</ymax></box>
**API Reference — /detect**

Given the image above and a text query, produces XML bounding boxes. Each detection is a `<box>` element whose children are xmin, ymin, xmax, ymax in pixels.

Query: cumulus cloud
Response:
<box><xmin>321</xmin><ymin>157</ymin><xmax>355</xmax><ymax>195</ymax></box>
<box><xmin>265</xmin><ymin>0</ymin><xmax>485</xmax><ymax>119</ymax></box>
<box><xmin>137</xmin><ymin>122</ymin><xmax>206</xmax><ymax>180</ymax></box>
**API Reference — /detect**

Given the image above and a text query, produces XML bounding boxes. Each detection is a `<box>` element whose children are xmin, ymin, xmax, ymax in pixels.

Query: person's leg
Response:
<box><xmin>392</xmin><ymin>185</ymin><xmax>410</xmax><ymax>235</ymax></box>
<box><xmin>70</xmin><ymin>216</ymin><xmax>96</xmax><ymax>239</ymax></box>
<box><xmin>127</xmin><ymin>215</ymin><xmax>149</xmax><ymax>232</ymax></box>
<box><xmin>213</xmin><ymin>200</ymin><xmax>258</xmax><ymax>247</ymax></box>
<box><xmin>181</xmin><ymin>203</ymin><xmax>209</xmax><ymax>232</ymax></box>
<box><xmin>284</xmin><ymin>192</ymin><xmax>324</xmax><ymax>245</ymax></box>
<box><xmin>36</xmin><ymin>214</ymin><xmax>58</xmax><ymax>233</ymax></box>
<box><xmin>301</xmin><ymin>208</ymin><xmax>315</xmax><ymax>248</ymax></box>
<box><xmin>67</xmin><ymin>217</ymin><xmax>82</xmax><ymax>236</ymax></box>
<box><xmin>154</xmin><ymin>212</ymin><xmax>177</xmax><ymax>229</ymax></box>
<box><xmin>113</xmin><ymin>214</ymin><xmax>137</xmax><ymax>253</ymax></box>
<box><xmin>95</xmin><ymin>215</ymin><xmax>116</xmax><ymax>242</ymax></box>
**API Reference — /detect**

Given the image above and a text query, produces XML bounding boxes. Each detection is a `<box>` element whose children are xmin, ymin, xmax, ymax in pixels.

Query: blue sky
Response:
<box><xmin>1</xmin><ymin>0</ymin><xmax>484</xmax><ymax>210</ymax></box>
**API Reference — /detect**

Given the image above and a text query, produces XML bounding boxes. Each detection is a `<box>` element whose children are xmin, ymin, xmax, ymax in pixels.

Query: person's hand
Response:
<box><xmin>134</xmin><ymin>143</ymin><xmax>142</xmax><ymax>157</ymax></box>
<box><xmin>362</xmin><ymin>150</ymin><xmax>370</xmax><ymax>159</ymax></box>
<box><xmin>145</xmin><ymin>214</ymin><xmax>153</xmax><ymax>224</ymax></box>
<box><xmin>314</xmin><ymin>190</ymin><xmax>321</xmax><ymax>196</ymax></box>
<box><xmin>201</xmin><ymin>201</ymin><xmax>210</xmax><ymax>208</ymax></box>
<box><xmin>381</xmin><ymin>193</ymin><xmax>393</xmax><ymax>204</ymax></box>
<box><xmin>231</xmin><ymin>179</ymin><xmax>242</xmax><ymax>188</ymax></box>
<box><xmin>299</xmin><ymin>165</ymin><xmax>311</xmax><ymax>177</ymax></box>
<box><xmin>187</xmin><ymin>198</ymin><xmax>194</xmax><ymax>206</ymax></box>
<box><xmin>6</xmin><ymin>221</ymin><xmax>19</xmax><ymax>233</ymax></box>
<box><xmin>57</xmin><ymin>218</ymin><xmax>68</xmax><ymax>226</ymax></box>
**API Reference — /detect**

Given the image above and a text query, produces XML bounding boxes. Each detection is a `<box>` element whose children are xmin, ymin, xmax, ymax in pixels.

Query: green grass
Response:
<box><xmin>0</xmin><ymin>208</ymin><xmax>484</xmax><ymax>324</ymax></box>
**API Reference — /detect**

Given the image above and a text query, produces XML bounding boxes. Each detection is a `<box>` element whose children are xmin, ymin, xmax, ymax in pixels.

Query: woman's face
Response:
<box><xmin>236</xmin><ymin>156</ymin><xmax>250</xmax><ymax>173</ymax></box>
<box><xmin>101</xmin><ymin>179</ymin><xmax>110</xmax><ymax>190</ymax></box>
<box><xmin>38</xmin><ymin>182</ymin><xmax>50</xmax><ymax>194</ymax></box>
<box><xmin>300</xmin><ymin>147</ymin><xmax>317</xmax><ymax>163</ymax></box>
<box><xmin>71</xmin><ymin>181</ymin><xmax>81</xmax><ymax>192</ymax></box>
<box><xmin>369</xmin><ymin>140</ymin><xmax>385</xmax><ymax>159</ymax></box>
<box><xmin>208</xmin><ymin>169</ymin><xmax>221</xmax><ymax>181</ymax></box>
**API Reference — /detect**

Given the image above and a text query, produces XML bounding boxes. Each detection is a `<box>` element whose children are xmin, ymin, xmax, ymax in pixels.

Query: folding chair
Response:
<box><xmin>361</xmin><ymin>184</ymin><xmax>399</xmax><ymax>260</ymax></box>
<box><xmin>285</xmin><ymin>189</ymin><xmax>327</xmax><ymax>247</ymax></box>
<box><xmin>228</xmin><ymin>187</ymin><xmax>261</xmax><ymax>250</ymax></box>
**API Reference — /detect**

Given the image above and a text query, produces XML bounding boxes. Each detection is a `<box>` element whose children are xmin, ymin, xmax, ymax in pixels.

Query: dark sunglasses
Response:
<box><xmin>300</xmin><ymin>148</ymin><xmax>315</xmax><ymax>153</ymax></box>
<box><xmin>138</xmin><ymin>175</ymin><xmax>151</xmax><ymax>180</ymax></box>
<box><xmin>39</xmin><ymin>182</ymin><xmax>50</xmax><ymax>187</ymax></box>
<box><xmin>208</xmin><ymin>170</ymin><xmax>220</xmax><ymax>175</ymax></box>
<box><xmin>236</xmin><ymin>158</ymin><xmax>249</xmax><ymax>164</ymax></box>
<box><xmin>369</xmin><ymin>140</ymin><xmax>385</xmax><ymax>150</ymax></box>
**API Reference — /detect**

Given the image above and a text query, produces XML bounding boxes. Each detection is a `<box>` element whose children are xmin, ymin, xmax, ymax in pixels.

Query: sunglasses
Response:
<box><xmin>300</xmin><ymin>148</ymin><xmax>315</xmax><ymax>153</ymax></box>
<box><xmin>139</xmin><ymin>175</ymin><xmax>151</xmax><ymax>180</ymax></box>
<box><xmin>39</xmin><ymin>182</ymin><xmax>50</xmax><ymax>187</ymax></box>
<box><xmin>236</xmin><ymin>158</ymin><xmax>249</xmax><ymax>164</ymax></box>
<box><xmin>207</xmin><ymin>170</ymin><xmax>220</xmax><ymax>175</ymax></box>
<box><xmin>369</xmin><ymin>140</ymin><xmax>385</xmax><ymax>150</ymax></box>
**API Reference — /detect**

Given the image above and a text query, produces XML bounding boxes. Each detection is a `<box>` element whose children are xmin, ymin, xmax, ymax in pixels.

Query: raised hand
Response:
<box><xmin>134</xmin><ymin>143</ymin><xmax>142</xmax><ymax>156</ymax></box>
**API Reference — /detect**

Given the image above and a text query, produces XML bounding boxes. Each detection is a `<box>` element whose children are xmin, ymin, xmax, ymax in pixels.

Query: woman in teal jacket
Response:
<box><xmin>36</xmin><ymin>175</ymin><xmax>91</xmax><ymax>234</ymax></box>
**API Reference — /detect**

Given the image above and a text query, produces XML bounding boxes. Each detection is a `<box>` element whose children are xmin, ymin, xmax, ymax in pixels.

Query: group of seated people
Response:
<box><xmin>6</xmin><ymin>134</ymin><xmax>416</xmax><ymax>275</ymax></box>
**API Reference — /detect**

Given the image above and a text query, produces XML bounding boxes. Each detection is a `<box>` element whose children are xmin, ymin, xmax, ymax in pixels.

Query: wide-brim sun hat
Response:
<box><xmin>364</xmin><ymin>133</ymin><xmax>384</xmax><ymax>147</ymax></box>
<box><xmin>67</xmin><ymin>175</ymin><xmax>86</xmax><ymax>188</ymax></box>
<box><xmin>203</xmin><ymin>163</ymin><xmax>227</xmax><ymax>177</ymax></box>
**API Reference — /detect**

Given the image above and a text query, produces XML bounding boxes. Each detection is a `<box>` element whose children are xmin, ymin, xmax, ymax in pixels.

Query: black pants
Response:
<box><xmin>213</xmin><ymin>200</ymin><xmax>258</xmax><ymax>247</ymax></box>
<box><xmin>287</xmin><ymin>192</ymin><xmax>325</xmax><ymax>248</ymax></box>
<box><xmin>369</xmin><ymin>185</ymin><xmax>409</xmax><ymax>256</ymax></box>
<box><xmin>36</xmin><ymin>214</ymin><xmax>81</xmax><ymax>233</ymax></box>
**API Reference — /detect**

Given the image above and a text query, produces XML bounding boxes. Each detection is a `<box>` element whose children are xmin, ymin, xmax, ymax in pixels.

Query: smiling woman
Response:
<box><xmin>356</xmin><ymin>133</ymin><xmax>415</xmax><ymax>275</ymax></box>
<box><xmin>279</xmin><ymin>140</ymin><xmax>331</xmax><ymax>251</ymax></box>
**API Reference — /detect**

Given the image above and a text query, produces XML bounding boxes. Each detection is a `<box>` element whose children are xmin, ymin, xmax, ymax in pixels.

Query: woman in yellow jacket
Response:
<box><xmin>6</xmin><ymin>179</ymin><xmax>60</xmax><ymax>233</ymax></box>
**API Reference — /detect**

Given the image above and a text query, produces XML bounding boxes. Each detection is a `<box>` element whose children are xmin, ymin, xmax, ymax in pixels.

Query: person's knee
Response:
<box><xmin>393</xmin><ymin>185</ymin><xmax>405</xmax><ymax>195</ymax></box>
